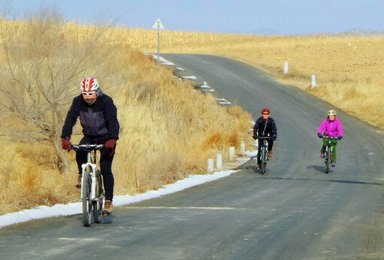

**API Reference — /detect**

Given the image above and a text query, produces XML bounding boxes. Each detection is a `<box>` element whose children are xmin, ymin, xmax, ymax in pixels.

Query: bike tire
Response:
<box><xmin>261</xmin><ymin>147</ymin><xmax>267</xmax><ymax>175</ymax></box>
<box><xmin>325</xmin><ymin>149</ymin><xmax>330</xmax><ymax>174</ymax></box>
<box><xmin>93</xmin><ymin>171</ymin><xmax>104</xmax><ymax>223</ymax></box>
<box><xmin>82</xmin><ymin>171</ymin><xmax>93</xmax><ymax>227</ymax></box>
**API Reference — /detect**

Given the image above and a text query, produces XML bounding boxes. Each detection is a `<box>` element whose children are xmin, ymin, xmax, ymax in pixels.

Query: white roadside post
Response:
<box><xmin>283</xmin><ymin>61</ymin><xmax>289</xmax><ymax>75</ymax></box>
<box><xmin>152</xmin><ymin>18</ymin><xmax>164</xmax><ymax>61</ymax></box>
<box><xmin>215</xmin><ymin>153</ymin><xmax>222</xmax><ymax>170</ymax></box>
<box><xmin>311</xmin><ymin>74</ymin><xmax>317</xmax><ymax>88</ymax></box>
<box><xmin>229</xmin><ymin>147</ymin><xmax>235</xmax><ymax>161</ymax></box>
<box><xmin>240</xmin><ymin>141</ymin><xmax>245</xmax><ymax>155</ymax></box>
<box><xmin>207</xmin><ymin>159</ymin><xmax>214</xmax><ymax>173</ymax></box>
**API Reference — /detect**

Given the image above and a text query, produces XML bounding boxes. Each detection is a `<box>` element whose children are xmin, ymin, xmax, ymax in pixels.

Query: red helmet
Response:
<box><xmin>261</xmin><ymin>108</ymin><xmax>270</xmax><ymax>115</ymax></box>
<box><xmin>80</xmin><ymin>77</ymin><xmax>99</xmax><ymax>92</ymax></box>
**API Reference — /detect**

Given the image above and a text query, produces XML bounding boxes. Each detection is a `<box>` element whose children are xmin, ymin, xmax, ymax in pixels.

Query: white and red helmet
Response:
<box><xmin>327</xmin><ymin>109</ymin><xmax>336</xmax><ymax>116</ymax></box>
<box><xmin>80</xmin><ymin>77</ymin><xmax>99</xmax><ymax>92</ymax></box>
<box><xmin>261</xmin><ymin>107</ymin><xmax>270</xmax><ymax>115</ymax></box>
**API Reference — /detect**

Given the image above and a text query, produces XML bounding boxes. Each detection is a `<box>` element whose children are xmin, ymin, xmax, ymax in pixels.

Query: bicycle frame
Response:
<box><xmin>72</xmin><ymin>144</ymin><xmax>104</xmax><ymax>227</ymax></box>
<box><xmin>322</xmin><ymin>135</ymin><xmax>337</xmax><ymax>173</ymax></box>
<box><xmin>80</xmin><ymin>151</ymin><xmax>98</xmax><ymax>201</ymax></box>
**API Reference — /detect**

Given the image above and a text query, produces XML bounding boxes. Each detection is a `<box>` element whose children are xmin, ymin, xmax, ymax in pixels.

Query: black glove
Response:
<box><xmin>317</xmin><ymin>133</ymin><xmax>323</xmax><ymax>138</ymax></box>
<box><xmin>272</xmin><ymin>135</ymin><xmax>277</xmax><ymax>141</ymax></box>
<box><xmin>338</xmin><ymin>136</ymin><xmax>343</xmax><ymax>140</ymax></box>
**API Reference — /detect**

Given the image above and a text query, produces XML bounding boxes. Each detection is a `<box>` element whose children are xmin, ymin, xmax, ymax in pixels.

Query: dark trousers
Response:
<box><xmin>76</xmin><ymin>136</ymin><xmax>115</xmax><ymax>201</ymax></box>
<box><xmin>257</xmin><ymin>138</ymin><xmax>274</xmax><ymax>164</ymax></box>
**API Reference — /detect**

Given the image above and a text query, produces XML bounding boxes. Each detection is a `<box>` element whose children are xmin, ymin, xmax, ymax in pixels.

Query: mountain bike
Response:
<box><xmin>322</xmin><ymin>135</ymin><xmax>338</xmax><ymax>174</ymax></box>
<box><xmin>258</xmin><ymin>136</ymin><xmax>271</xmax><ymax>174</ymax></box>
<box><xmin>72</xmin><ymin>144</ymin><xmax>104</xmax><ymax>227</ymax></box>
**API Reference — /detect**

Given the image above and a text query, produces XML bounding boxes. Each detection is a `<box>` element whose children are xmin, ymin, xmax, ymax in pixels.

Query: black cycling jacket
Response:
<box><xmin>61</xmin><ymin>92</ymin><xmax>120</xmax><ymax>140</ymax></box>
<box><xmin>253</xmin><ymin>117</ymin><xmax>277</xmax><ymax>138</ymax></box>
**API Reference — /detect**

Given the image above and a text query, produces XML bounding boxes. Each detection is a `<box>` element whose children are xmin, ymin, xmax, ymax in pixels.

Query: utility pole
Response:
<box><xmin>152</xmin><ymin>19</ymin><xmax>164</xmax><ymax>61</ymax></box>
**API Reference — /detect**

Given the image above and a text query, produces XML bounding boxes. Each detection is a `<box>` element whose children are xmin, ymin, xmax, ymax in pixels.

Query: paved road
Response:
<box><xmin>1</xmin><ymin>54</ymin><xmax>383</xmax><ymax>259</ymax></box>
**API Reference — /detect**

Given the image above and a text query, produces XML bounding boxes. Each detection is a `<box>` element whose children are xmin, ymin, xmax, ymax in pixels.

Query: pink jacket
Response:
<box><xmin>317</xmin><ymin>117</ymin><xmax>344</xmax><ymax>138</ymax></box>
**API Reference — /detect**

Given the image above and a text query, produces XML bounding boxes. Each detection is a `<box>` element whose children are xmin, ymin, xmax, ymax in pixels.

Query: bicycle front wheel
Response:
<box><xmin>82</xmin><ymin>171</ymin><xmax>93</xmax><ymax>227</ymax></box>
<box><xmin>261</xmin><ymin>148</ymin><xmax>267</xmax><ymax>174</ymax></box>
<box><xmin>325</xmin><ymin>149</ymin><xmax>330</xmax><ymax>174</ymax></box>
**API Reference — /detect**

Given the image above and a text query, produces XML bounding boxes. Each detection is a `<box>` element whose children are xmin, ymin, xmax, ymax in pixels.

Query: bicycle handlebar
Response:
<box><xmin>257</xmin><ymin>136</ymin><xmax>272</xmax><ymax>140</ymax></box>
<box><xmin>321</xmin><ymin>135</ymin><xmax>339</xmax><ymax>140</ymax></box>
<box><xmin>72</xmin><ymin>144</ymin><xmax>104</xmax><ymax>152</ymax></box>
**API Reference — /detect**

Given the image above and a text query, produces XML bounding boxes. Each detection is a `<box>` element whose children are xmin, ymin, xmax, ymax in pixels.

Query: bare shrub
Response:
<box><xmin>0</xmin><ymin>10</ymin><xmax>111</xmax><ymax>173</ymax></box>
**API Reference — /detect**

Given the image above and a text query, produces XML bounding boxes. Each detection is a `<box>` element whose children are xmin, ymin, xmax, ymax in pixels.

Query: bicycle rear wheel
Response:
<box><xmin>93</xmin><ymin>170</ymin><xmax>104</xmax><ymax>223</ymax></box>
<box><xmin>82</xmin><ymin>171</ymin><xmax>93</xmax><ymax>227</ymax></box>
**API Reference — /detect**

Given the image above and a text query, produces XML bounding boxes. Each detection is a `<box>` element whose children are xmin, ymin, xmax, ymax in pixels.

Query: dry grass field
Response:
<box><xmin>1</xmin><ymin>16</ymin><xmax>383</xmax><ymax>215</ymax></box>
<box><xmin>0</xmin><ymin>19</ymin><xmax>251</xmax><ymax>214</ymax></box>
<box><xmin>108</xmin><ymin>28</ymin><xmax>384</xmax><ymax>129</ymax></box>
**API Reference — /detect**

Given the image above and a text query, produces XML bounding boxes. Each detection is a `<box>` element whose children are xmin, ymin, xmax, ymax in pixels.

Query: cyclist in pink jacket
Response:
<box><xmin>317</xmin><ymin>109</ymin><xmax>344</xmax><ymax>167</ymax></box>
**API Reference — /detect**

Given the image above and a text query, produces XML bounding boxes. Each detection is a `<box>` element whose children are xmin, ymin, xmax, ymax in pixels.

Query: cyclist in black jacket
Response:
<box><xmin>61</xmin><ymin>77</ymin><xmax>119</xmax><ymax>215</ymax></box>
<box><xmin>252</xmin><ymin>108</ymin><xmax>277</xmax><ymax>169</ymax></box>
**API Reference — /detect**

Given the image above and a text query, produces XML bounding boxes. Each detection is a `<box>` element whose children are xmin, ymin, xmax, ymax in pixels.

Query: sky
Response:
<box><xmin>1</xmin><ymin>0</ymin><xmax>383</xmax><ymax>35</ymax></box>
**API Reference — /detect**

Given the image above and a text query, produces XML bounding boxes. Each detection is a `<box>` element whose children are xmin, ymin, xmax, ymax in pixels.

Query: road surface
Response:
<box><xmin>0</xmin><ymin>54</ymin><xmax>383</xmax><ymax>259</ymax></box>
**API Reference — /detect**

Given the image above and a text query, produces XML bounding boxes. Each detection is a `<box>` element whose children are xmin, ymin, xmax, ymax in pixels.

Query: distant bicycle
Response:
<box><xmin>322</xmin><ymin>135</ymin><xmax>338</xmax><ymax>174</ymax></box>
<box><xmin>258</xmin><ymin>136</ymin><xmax>271</xmax><ymax>174</ymax></box>
<box><xmin>72</xmin><ymin>144</ymin><xmax>104</xmax><ymax>227</ymax></box>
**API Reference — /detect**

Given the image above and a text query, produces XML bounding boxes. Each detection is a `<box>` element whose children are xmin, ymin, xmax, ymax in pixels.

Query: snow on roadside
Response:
<box><xmin>0</xmin><ymin>156</ymin><xmax>255</xmax><ymax>228</ymax></box>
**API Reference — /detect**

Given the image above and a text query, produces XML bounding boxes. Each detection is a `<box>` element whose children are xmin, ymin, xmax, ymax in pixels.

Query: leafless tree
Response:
<box><xmin>0</xmin><ymin>10</ymin><xmax>111</xmax><ymax>173</ymax></box>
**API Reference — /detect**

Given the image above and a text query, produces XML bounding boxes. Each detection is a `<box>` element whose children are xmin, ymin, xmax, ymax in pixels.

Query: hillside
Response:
<box><xmin>0</xmin><ymin>17</ymin><xmax>251</xmax><ymax>215</ymax></box>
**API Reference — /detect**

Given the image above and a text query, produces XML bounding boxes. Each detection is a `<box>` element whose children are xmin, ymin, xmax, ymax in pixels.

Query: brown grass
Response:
<box><xmin>99</xmin><ymin>28</ymin><xmax>383</xmax><ymax>129</ymax></box>
<box><xmin>0</xmin><ymin>19</ymin><xmax>252</xmax><ymax>214</ymax></box>
<box><xmin>0</xmin><ymin>139</ymin><xmax>79</xmax><ymax>212</ymax></box>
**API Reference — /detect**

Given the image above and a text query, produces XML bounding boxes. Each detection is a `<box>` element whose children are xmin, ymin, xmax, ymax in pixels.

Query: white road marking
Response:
<box><xmin>125</xmin><ymin>206</ymin><xmax>245</xmax><ymax>210</ymax></box>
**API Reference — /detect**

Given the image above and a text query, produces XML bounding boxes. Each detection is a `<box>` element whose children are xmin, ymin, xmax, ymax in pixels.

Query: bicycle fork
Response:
<box><xmin>80</xmin><ymin>162</ymin><xmax>97</xmax><ymax>200</ymax></box>
<box><xmin>325</xmin><ymin>143</ymin><xmax>334</xmax><ymax>162</ymax></box>
<box><xmin>265</xmin><ymin>141</ymin><xmax>269</xmax><ymax>161</ymax></box>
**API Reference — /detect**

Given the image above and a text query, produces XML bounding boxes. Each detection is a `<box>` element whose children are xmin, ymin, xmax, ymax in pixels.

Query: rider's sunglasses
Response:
<box><xmin>262</xmin><ymin>113</ymin><xmax>269</xmax><ymax>115</ymax></box>
<box><xmin>82</xmin><ymin>92</ymin><xmax>95</xmax><ymax>96</ymax></box>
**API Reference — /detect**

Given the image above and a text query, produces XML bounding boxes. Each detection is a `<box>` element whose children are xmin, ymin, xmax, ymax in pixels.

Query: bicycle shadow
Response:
<box><xmin>239</xmin><ymin>164</ymin><xmax>268</xmax><ymax>175</ymax></box>
<box><xmin>308</xmin><ymin>164</ymin><xmax>332</xmax><ymax>174</ymax></box>
<box><xmin>74</xmin><ymin>214</ymin><xmax>115</xmax><ymax>225</ymax></box>
<box><xmin>100</xmin><ymin>214</ymin><xmax>115</xmax><ymax>224</ymax></box>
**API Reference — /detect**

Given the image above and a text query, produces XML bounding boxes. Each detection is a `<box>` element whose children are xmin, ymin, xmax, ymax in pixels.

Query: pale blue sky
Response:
<box><xmin>2</xmin><ymin>0</ymin><xmax>383</xmax><ymax>35</ymax></box>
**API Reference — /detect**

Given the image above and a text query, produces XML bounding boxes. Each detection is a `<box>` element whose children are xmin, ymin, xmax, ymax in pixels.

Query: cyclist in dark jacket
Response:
<box><xmin>61</xmin><ymin>77</ymin><xmax>119</xmax><ymax>215</ymax></box>
<box><xmin>252</xmin><ymin>108</ymin><xmax>277</xmax><ymax>169</ymax></box>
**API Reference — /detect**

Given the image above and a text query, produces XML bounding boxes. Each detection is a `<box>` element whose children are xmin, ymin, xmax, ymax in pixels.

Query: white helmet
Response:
<box><xmin>80</xmin><ymin>77</ymin><xmax>99</xmax><ymax>92</ymax></box>
<box><xmin>327</xmin><ymin>109</ymin><xmax>336</xmax><ymax>116</ymax></box>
